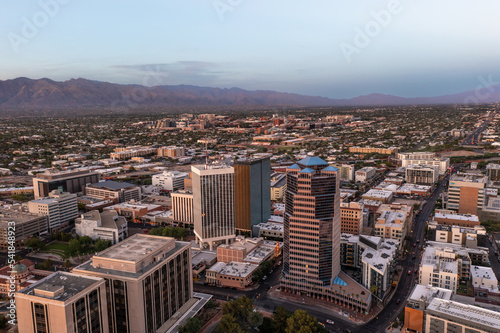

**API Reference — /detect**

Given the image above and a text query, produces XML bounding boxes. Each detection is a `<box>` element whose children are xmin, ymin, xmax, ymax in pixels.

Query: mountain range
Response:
<box><xmin>0</xmin><ymin>77</ymin><xmax>499</xmax><ymax>113</ymax></box>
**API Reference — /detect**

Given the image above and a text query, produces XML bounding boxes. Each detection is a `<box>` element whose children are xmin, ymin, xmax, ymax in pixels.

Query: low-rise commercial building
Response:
<box><xmin>425</xmin><ymin>298</ymin><xmax>500</xmax><ymax>333</ymax></box>
<box><xmin>404</xmin><ymin>284</ymin><xmax>453</xmax><ymax>333</ymax></box>
<box><xmin>362</xmin><ymin>189</ymin><xmax>393</xmax><ymax>203</ymax></box>
<box><xmin>433</xmin><ymin>211</ymin><xmax>481</xmax><ymax>228</ymax></box>
<box><xmin>75</xmin><ymin>210</ymin><xmax>128</xmax><ymax>244</ymax></box>
<box><xmin>85</xmin><ymin>180</ymin><xmax>141</xmax><ymax>203</ymax></box>
<box><xmin>252</xmin><ymin>222</ymin><xmax>283</xmax><ymax>240</ymax></box>
<box><xmin>355</xmin><ymin>167</ymin><xmax>377</xmax><ymax>182</ymax></box>
<box><xmin>104</xmin><ymin>201</ymin><xmax>163</xmax><ymax>220</ymax></box>
<box><xmin>470</xmin><ymin>265</ymin><xmax>498</xmax><ymax>292</ymax></box>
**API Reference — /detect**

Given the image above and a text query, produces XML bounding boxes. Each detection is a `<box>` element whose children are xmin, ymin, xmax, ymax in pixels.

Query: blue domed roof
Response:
<box><xmin>11</xmin><ymin>263</ymin><xmax>27</xmax><ymax>274</ymax></box>
<box><xmin>323</xmin><ymin>165</ymin><xmax>339</xmax><ymax>172</ymax></box>
<box><xmin>298</xmin><ymin>156</ymin><xmax>329</xmax><ymax>167</ymax></box>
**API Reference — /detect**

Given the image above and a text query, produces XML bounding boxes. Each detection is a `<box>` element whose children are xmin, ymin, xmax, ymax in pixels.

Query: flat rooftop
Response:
<box><xmin>427</xmin><ymin>298</ymin><xmax>500</xmax><ymax>330</ymax></box>
<box><xmin>409</xmin><ymin>284</ymin><xmax>453</xmax><ymax>304</ymax></box>
<box><xmin>0</xmin><ymin>208</ymin><xmax>45</xmax><ymax>225</ymax></box>
<box><xmin>74</xmin><ymin>240</ymin><xmax>188</xmax><ymax>279</ymax></box>
<box><xmin>94</xmin><ymin>233</ymin><xmax>173</xmax><ymax>262</ymax></box>
<box><xmin>435</xmin><ymin>213</ymin><xmax>479</xmax><ymax>222</ymax></box>
<box><xmin>17</xmin><ymin>272</ymin><xmax>102</xmax><ymax>302</ymax></box>
<box><xmin>218</xmin><ymin>261</ymin><xmax>258</xmax><ymax>278</ymax></box>
<box><xmin>471</xmin><ymin>265</ymin><xmax>497</xmax><ymax>280</ymax></box>
<box><xmin>363</xmin><ymin>189</ymin><xmax>393</xmax><ymax>199</ymax></box>
<box><xmin>450</xmin><ymin>173</ymin><xmax>487</xmax><ymax>184</ymax></box>
<box><xmin>88</xmin><ymin>180</ymin><xmax>136</xmax><ymax>190</ymax></box>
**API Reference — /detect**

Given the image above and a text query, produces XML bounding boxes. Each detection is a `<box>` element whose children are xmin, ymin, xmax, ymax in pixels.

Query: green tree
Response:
<box><xmin>370</xmin><ymin>285</ymin><xmax>378</xmax><ymax>295</ymax></box>
<box><xmin>79</xmin><ymin>236</ymin><xmax>93</xmax><ymax>245</ymax></box>
<box><xmin>25</xmin><ymin>237</ymin><xmax>45</xmax><ymax>251</ymax></box>
<box><xmin>259</xmin><ymin>317</ymin><xmax>275</xmax><ymax>333</ymax></box>
<box><xmin>68</xmin><ymin>239</ymin><xmax>82</xmax><ymax>256</ymax></box>
<box><xmin>39</xmin><ymin>258</ymin><xmax>53</xmax><ymax>271</ymax></box>
<box><xmin>78</xmin><ymin>202</ymin><xmax>87</xmax><ymax>211</ymax></box>
<box><xmin>221</xmin><ymin>296</ymin><xmax>262</xmax><ymax>331</ymax></box>
<box><xmin>285</xmin><ymin>310</ymin><xmax>326</xmax><ymax>333</ymax></box>
<box><xmin>94</xmin><ymin>239</ymin><xmax>111</xmax><ymax>252</ymax></box>
<box><xmin>216</xmin><ymin>314</ymin><xmax>244</xmax><ymax>333</ymax></box>
<box><xmin>272</xmin><ymin>306</ymin><xmax>291</xmax><ymax>333</ymax></box>
<box><xmin>179</xmin><ymin>317</ymin><xmax>202</xmax><ymax>333</ymax></box>
<box><xmin>64</xmin><ymin>259</ymin><xmax>72</xmax><ymax>269</ymax></box>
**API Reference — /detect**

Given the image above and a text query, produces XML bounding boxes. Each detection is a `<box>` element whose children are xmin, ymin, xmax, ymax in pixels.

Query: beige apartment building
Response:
<box><xmin>340</xmin><ymin>201</ymin><xmax>364</xmax><ymax>235</ymax></box>
<box><xmin>157</xmin><ymin>146</ymin><xmax>185</xmax><ymax>158</ymax></box>
<box><xmin>16</xmin><ymin>272</ymin><xmax>108</xmax><ymax>333</ymax></box>
<box><xmin>349</xmin><ymin>146</ymin><xmax>397</xmax><ymax>154</ymax></box>
<box><xmin>72</xmin><ymin>234</ymin><xmax>193</xmax><ymax>333</ymax></box>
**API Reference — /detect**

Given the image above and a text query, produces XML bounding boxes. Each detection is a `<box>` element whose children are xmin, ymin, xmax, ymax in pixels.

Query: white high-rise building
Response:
<box><xmin>192</xmin><ymin>164</ymin><xmax>235</xmax><ymax>250</ymax></box>
<box><xmin>28</xmin><ymin>190</ymin><xmax>78</xmax><ymax>231</ymax></box>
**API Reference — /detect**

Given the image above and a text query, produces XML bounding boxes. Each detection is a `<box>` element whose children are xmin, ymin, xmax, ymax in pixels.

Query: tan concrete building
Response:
<box><xmin>72</xmin><ymin>234</ymin><xmax>193</xmax><ymax>333</ymax></box>
<box><xmin>157</xmin><ymin>146</ymin><xmax>185</xmax><ymax>158</ymax></box>
<box><xmin>349</xmin><ymin>146</ymin><xmax>397</xmax><ymax>154</ymax></box>
<box><xmin>447</xmin><ymin>173</ymin><xmax>487</xmax><ymax>215</ymax></box>
<box><xmin>0</xmin><ymin>208</ymin><xmax>48</xmax><ymax>251</ymax></box>
<box><xmin>340</xmin><ymin>202</ymin><xmax>364</xmax><ymax>235</ymax></box>
<box><xmin>85</xmin><ymin>180</ymin><xmax>141</xmax><ymax>204</ymax></box>
<box><xmin>405</xmin><ymin>164</ymin><xmax>439</xmax><ymax>185</ymax></box>
<box><xmin>171</xmin><ymin>190</ymin><xmax>194</xmax><ymax>225</ymax></box>
<box><xmin>16</xmin><ymin>272</ymin><xmax>108</xmax><ymax>333</ymax></box>
<box><xmin>110</xmin><ymin>146</ymin><xmax>156</xmax><ymax>160</ymax></box>
<box><xmin>433</xmin><ymin>211</ymin><xmax>481</xmax><ymax>228</ymax></box>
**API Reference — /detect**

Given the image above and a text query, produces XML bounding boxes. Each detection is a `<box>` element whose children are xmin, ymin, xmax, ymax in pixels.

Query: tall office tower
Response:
<box><xmin>191</xmin><ymin>164</ymin><xmax>235</xmax><ymax>250</ymax></box>
<box><xmin>33</xmin><ymin>169</ymin><xmax>100</xmax><ymax>199</ymax></box>
<box><xmin>281</xmin><ymin>156</ymin><xmax>372</xmax><ymax>312</ymax></box>
<box><xmin>73</xmin><ymin>234</ymin><xmax>193</xmax><ymax>333</ymax></box>
<box><xmin>282</xmin><ymin>156</ymin><xmax>341</xmax><ymax>285</ymax></box>
<box><xmin>234</xmin><ymin>155</ymin><xmax>271</xmax><ymax>234</ymax></box>
<box><xmin>16</xmin><ymin>272</ymin><xmax>108</xmax><ymax>333</ymax></box>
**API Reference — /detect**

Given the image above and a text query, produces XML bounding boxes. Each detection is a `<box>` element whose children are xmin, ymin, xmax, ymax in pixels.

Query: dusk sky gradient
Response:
<box><xmin>1</xmin><ymin>0</ymin><xmax>499</xmax><ymax>99</ymax></box>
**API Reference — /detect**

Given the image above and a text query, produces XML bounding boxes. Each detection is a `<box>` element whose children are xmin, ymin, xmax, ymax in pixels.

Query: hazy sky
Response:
<box><xmin>1</xmin><ymin>0</ymin><xmax>499</xmax><ymax>99</ymax></box>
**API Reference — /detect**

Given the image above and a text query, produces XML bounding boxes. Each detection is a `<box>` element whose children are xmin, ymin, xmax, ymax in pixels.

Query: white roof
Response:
<box><xmin>218</xmin><ymin>261</ymin><xmax>258</xmax><ymax>278</ymax></box>
<box><xmin>427</xmin><ymin>298</ymin><xmax>500</xmax><ymax>329</ymax></box>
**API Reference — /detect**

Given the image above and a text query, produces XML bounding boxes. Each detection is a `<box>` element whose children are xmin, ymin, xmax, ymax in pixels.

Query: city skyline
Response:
<box><xmin>1</xmin><ymin>1</ymin><xmax>500</xmax><ymax>99</ymax></box>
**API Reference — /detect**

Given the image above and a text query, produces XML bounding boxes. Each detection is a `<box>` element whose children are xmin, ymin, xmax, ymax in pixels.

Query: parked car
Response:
<box><xmin>326</xmin><ymin>319</ymin><xmax>335</xmax><ymax>325</ymax></box>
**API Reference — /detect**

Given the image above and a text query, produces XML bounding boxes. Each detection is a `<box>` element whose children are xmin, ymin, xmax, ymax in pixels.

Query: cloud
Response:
<box><xmin>111</xmin><ymin>61</ymin><xmax>231</xmax><ymax>87</ymax></box>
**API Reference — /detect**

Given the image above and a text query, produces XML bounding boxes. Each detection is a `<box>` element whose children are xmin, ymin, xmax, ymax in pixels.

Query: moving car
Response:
<box><xmin>326</xmin><ymin>319</ymin><xmax>335</xmax><ymax>325</ymax></box>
